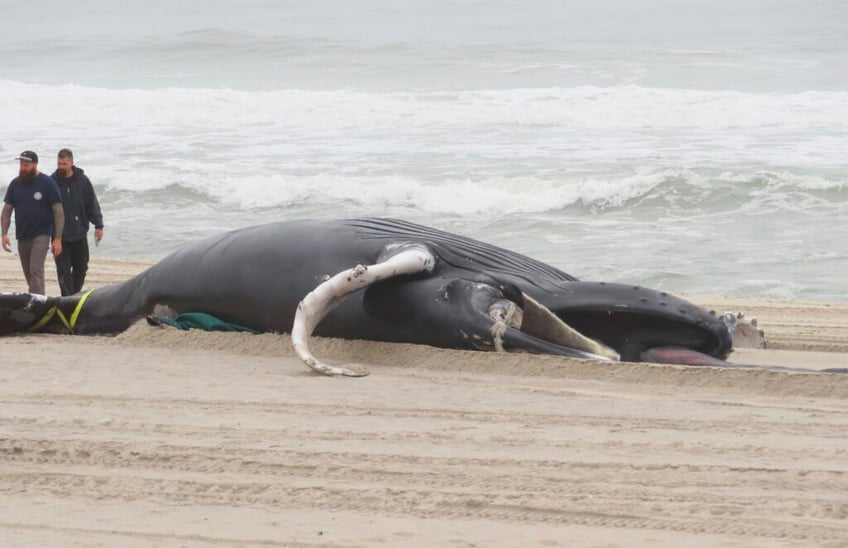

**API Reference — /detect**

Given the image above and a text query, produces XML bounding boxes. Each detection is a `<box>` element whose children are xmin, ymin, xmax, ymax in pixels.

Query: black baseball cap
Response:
<box><xmin>15</xmin><ymin>151</ymin><xmax>38</xmax><ymax>163</ymax></box>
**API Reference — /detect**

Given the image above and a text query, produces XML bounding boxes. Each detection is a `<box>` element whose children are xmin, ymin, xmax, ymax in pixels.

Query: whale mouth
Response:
<box><xmin>554</xmin><ymin>311</ymin><xmax>732</xmax><ymax>364</ymax></box>
<box><xmin>484</xmin><ymin>289</ymin><xmax>733</xmax><ymax>366</ymax></box>
<box><xmin>512</xmin><ymin>292</ymin><xmax>620</xmax><ymax>360</ymax></box>
<box><xmin>498</xmin><ymin>326</ymin><xmax>619</xmax><ymax>361</ymax></box>
<box><xmin>500</xmin><ymin>321</ymin><xmax>734</xmax><ymax>367</ymax></box>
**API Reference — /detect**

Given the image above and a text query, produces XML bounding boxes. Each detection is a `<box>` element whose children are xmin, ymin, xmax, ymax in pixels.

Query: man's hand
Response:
<box><xmin>1</xmin><ymin>234</ymin><xmax>10</xmax><ymax>252</ymax></box>
<box><xmin>52</xmin><ymin>238</ymin><xmax>62</xmax><ymax>258</ymax></box>
<box><xmin>94</xmin><ymin>228</ymin><xmax>103</xmax><ymax>246</ymax></box>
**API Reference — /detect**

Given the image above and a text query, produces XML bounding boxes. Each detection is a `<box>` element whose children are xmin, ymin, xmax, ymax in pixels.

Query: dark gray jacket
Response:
<box><xmin>51</xmin><ymin>166</ymin><xmax>104</xmax><ymax>242</ymax></box>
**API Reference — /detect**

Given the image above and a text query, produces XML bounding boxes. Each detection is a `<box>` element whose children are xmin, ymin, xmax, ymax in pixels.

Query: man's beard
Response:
<box><xmin>19</xmin><ymin>169</ymin><xmax>36</xmax><ymax>184</ymax></box>
<box><xmin>57</xmin><ymin>168</ymin><xmax>70</xmax><ymax>178</ymax></box>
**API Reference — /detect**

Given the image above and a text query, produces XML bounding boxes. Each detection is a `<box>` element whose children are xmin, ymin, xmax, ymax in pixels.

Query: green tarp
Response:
<box><xmin>146</xmin><ymin>312</ymin><xmax>259</xmax><ymax>334</ymax></box>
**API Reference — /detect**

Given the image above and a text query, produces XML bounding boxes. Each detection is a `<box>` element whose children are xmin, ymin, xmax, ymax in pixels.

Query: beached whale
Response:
<box><xmin>0</xmin><ymin>217</ymin><xmax>793</xmax><ymax>376</ymax></box>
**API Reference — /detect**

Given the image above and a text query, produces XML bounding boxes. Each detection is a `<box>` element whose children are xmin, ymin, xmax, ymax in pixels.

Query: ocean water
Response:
<box><xmin>1</xmin><ymin>0</ymin><xmax>846</xmax><ymax>300</ymax></box>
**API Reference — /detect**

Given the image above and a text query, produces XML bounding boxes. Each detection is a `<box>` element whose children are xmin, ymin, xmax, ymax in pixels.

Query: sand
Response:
<box><xmin>1</xmin><ymin>253</ymin><xmax>847</xmax><ymax>547</ymax></box>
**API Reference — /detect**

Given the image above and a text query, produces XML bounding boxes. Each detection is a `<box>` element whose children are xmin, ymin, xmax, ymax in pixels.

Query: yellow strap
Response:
<box><xmin>55</xmin><ymin>308</ymin><xmax>72</xmax><ymax>331</ymax></box>
<box><xmin>26</xmin><ymin>289</ymin><xmax>94</xmax><ymax>334</ymax></box>
<box><xmin>28</xmin><ymin>306</ymin><xmax>57</xmax><ymax>333</ymax></box>
<box><xmin>69</xmin><ymin>289</ymin><xmax>94</xmax><ymax>329</ymax></box>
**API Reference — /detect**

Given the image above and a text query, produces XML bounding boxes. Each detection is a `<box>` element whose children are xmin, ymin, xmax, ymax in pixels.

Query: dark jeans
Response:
<box><xmin>55</xmin><ymin>238</ymin><xmax>90</xmax><ymax>296</ymax></box>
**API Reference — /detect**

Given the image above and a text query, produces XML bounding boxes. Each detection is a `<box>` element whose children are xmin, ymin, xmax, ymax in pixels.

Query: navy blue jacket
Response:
<box><xmin>51</xmin><ymin>166</ymin><xmax>104</xmax><ymax>242</ymax></box>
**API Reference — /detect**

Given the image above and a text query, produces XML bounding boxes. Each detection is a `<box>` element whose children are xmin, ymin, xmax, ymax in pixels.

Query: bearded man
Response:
<box><xmin>2</xmin><ymin>151</ymin><xmax>64</xmax><ymax>295</ymax></box>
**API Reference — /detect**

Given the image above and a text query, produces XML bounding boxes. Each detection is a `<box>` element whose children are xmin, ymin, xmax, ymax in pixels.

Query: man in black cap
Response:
<box><xmin>52</xmin><ymin>148</ymin><xmax>104</xmax><ymax>296</ymax></box>
<box><xmin>1</xmin><ymin>151</ymin><xmax>65</xmax><ymax>295</ymax></box>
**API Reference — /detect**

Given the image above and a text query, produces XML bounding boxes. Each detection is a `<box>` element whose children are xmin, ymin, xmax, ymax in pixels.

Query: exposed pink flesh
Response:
<box><xmin>640</xmin><ymin>346</ymin><xmax>730</xmax><ymax>367</ymax></box>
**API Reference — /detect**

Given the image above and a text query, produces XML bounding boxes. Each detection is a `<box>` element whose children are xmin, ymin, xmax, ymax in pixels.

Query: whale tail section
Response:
<box><xmin>0</xmin><ymin>293</ymin><xmax>61</xmax><ymax>335</ymax></box>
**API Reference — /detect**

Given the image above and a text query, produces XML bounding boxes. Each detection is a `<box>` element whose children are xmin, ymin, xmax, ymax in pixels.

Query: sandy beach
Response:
<box><xmin>1</xmin><ymin>253</ymin><xmax>847</xmax><ymax>547</ymax></box>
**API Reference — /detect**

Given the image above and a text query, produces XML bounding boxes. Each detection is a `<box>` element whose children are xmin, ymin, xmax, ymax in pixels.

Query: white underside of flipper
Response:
<box><xmin>291</xmin><ymin>245</ymin><xmax>435</xmax><ymax>376</ymax></box>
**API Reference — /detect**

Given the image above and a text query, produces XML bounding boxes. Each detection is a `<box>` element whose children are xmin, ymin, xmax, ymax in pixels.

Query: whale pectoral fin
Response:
<box><xmin>291</xmin><ymin>245</ymin><xmax>436</xmax><ymax>377</ymax></box>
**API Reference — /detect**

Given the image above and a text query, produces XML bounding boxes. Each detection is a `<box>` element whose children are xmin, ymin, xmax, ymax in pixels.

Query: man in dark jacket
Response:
<box><xmin>52</xmin><ymin>148</ymin><xmax>104</xmax><ymax>296</ymax></box>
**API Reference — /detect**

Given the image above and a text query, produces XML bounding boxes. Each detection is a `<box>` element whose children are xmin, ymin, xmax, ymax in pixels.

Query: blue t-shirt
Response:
<box><xmin>3</xmin><ymin>173</ymin><xmax>62</xmax><ymax>240</ymax></box>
